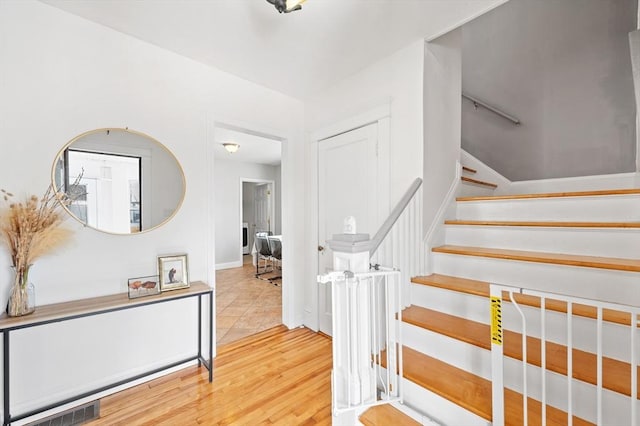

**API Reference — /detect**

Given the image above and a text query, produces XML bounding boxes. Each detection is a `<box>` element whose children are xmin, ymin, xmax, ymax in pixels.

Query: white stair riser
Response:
<box><xmin>402</xmin><ymin>322</ymin><xmax>634</xmax><ymax>424</ymax></box>
<box><xmin>403</xmin><ymin>322</ymin><xmax>491</xmax><ymax>378</ymax></box>
<box><xmin>456</xmin><ymin>196</ymin><xmax>640</xmax><ymax>222</ymax></box>
<box><xmin>410</xmin><ymin>283</ymin><xmax>488</xmax><ymax>324</ymax></box>
<box><xmin>444</xmin><ymin>225</ymin><xmax>640</xmax><ymax>258</ymax></box>
<box><xmin>410</xmin><ymin>283</ymin><xmax>637</xmax><ymax>362</ymax></box>
<box><xmin>398</xmin><ymin>373</ymin><xmax>490</xmax><ymax>426</ymax></box>
<box><xmin>458</xmin><ymin>182</ymin><xmax>496</xmax><ymax>198</ymax></box>
<box><xmin>502</xmin><ymin>359</ymin><xmax>634</xmax><ymax>424</ymax></box>
<box><xmin>432</xmin><ymin>252</ymin><xmax>640</xmax><ymax>307</ymax></box>
<box><xmin>387</xmin><ymin>401</ymin><xmax>439</xmax><ymax>426</ymax></box>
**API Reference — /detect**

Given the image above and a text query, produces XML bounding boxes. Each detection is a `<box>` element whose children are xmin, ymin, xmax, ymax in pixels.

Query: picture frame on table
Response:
<box><xmin>158</xmin><ymin>254</ymin><xmax>190</xmax><ymax>291</ymax></box>
<box><xmin>127</xmin><ymin>275</ymin><xmax>160</xmax><ymax>299</ymax></box>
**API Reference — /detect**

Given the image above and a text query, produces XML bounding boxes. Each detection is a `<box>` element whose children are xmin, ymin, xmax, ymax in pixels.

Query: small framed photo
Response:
<box><xmin>158</xmin><ymin>254</ymin><xmax>190</xmax><ymax>291</ymax></box>
<box><xmin>128</xmin><ymin>275</ymin><xmax>160</xmax><ymax>299</ymax></box>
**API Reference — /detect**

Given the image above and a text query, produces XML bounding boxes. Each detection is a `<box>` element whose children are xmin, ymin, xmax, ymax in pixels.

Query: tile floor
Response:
<box><xmin>215</xmin><ymin>255</ymin><xmax>282</xmax><ymax>345</ymax></box>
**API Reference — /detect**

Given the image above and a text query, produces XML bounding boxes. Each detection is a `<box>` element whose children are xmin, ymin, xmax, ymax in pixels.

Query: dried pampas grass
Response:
<box><xmin>0</xmin><ymin>184</ymin><xmax>77</xmax><ymax>287</ymax></box>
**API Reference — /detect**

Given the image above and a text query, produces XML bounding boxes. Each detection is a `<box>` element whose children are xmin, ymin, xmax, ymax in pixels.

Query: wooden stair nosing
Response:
<box><xmin>432</xmin><ymin>245</ymin><xmax>640</xmax><ymax>273</ymax></box>
<box><xmin>403</xmin><ymin>305</ymin><xmax>640</xmax><ymax>398</ymax></box>
<box><xmin>444</xmin><ymin>220</ymin><xmax>640</xmax><ymax>228</ymax></box>
<box><xmin>411</xmin><ymin>274</ymin><xmax>636</xmax><ymax>327</ymax></box>
<box><xmin>359</xmin><ymin>404</ymin><xmax>421</xmax><ymax>426</ymax></box>
<box><xmin>461</xmin><ymin>176</ymin><xmax>498</xmax><ymax>189</ymax></box>
<box><xmin>457</xmin><ymin>188</ymin><xmax>640</xmax><ymax>202</ymax></box>
<box><xmin>396</xmin><ymin>346</ymin><xmax>593</xmax><ymax>425</ymax></box>
<box><xmin>462</xmin><ymin>165</ymin><xmax>477</xmax><ymax>174</ymax></box>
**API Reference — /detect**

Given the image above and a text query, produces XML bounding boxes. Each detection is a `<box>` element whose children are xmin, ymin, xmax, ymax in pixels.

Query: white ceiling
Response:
<box><xmin>214</xmin><ymin>127</ymin><xmax>282</xmax><ymax>166</ymax></box>
<box><xmin>41</xmin><ymin>0</ymin><xmax>504</xmax><ymax>100</ymax></box>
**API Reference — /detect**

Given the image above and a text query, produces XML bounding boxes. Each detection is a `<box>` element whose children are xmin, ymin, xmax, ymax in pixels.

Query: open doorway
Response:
<box><xmin>212</xmin><ymin>124</ymin><xmax>283</xmax><ymax>345</ymax></box>
<box><xmin>242</xmin><ymin>180</ymin><xmax>275</xmax><ymax>258</ymax></box>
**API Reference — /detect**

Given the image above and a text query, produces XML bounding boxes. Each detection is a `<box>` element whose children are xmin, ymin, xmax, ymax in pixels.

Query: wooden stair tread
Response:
<box><xmin>432</xmin><ymin>245</ymin><xmax>640</xmax><ymax>272</ymax></box>
<box><xmin>403</xmin><ymin>305</ymin><xmax>640</xmax><ymax>398</ymax></box>
<box><xmin>462</xmin><ymin>165</ymin><xmax>477</xmax><ymax>174</ymax></box>
<box><xmin>400</xmin><ymin>347</ymin><xmax>593</xmax><ymax>425</ymax></box>
<box><xmin>411</xmin><ymin>274</ymin><xmax>635</xmax><ymax>326</ymax></box>
<box><xmin>445</xmin><ymin>220</ymin><xmax>640</xmax><ymax>228</ymax></box>
<box><xmin>412</xmin><ymin>273</ymin><xmax>489</xmax><ymax>297</ymax></box>
<box><xmin>461</xmin><ymin>176</ymin><xmax>498</xmax><ymax>189</ymax></box>
<box><xmin>457</xmin><ymin>188</ymin><xmax>640</xmax><ymax>202</ymax></box>
<box><xmin>359</xmin><ymin>404</ymin><xmax>420</xmax><ymax>426</ymax></box>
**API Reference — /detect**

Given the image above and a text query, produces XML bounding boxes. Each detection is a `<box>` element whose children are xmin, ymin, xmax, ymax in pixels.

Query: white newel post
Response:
<box><xmin>326</xmin><ymin>217</ymin><xmax>376</xmax><ymax>425</ymax></box>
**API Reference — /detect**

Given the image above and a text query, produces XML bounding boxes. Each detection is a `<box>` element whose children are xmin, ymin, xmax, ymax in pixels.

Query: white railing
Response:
<box><xmin>318</xmin><ymin>268</ymin><xmax>403</xmax><ymax>416</ymax></box>
<box><xmin>489</xmin><ymin>283</ymin><xmax>640</xmax><ymax>426</ymax></box>
<box><xmin>385</xmin><ymin>184</ymin><xmax>425</xmax><ymax>307</ymax></box>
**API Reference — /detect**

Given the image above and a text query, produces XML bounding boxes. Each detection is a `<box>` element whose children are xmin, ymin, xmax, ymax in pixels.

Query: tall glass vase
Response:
<box><xmin>7</xmin><ymin>266</ymin><xmax>35</xmax><ymax>317</ymax></box>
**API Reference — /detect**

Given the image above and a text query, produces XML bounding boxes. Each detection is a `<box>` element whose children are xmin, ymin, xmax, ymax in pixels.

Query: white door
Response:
<box><xmin>255</xmin><ymin>183</ymin><xmax>272</xmax><ymax>234</ymax></box>
<box><xmin>318</xmin><ymin>123</ymin><xmax>379</xmax><ymax>336</ymax></box>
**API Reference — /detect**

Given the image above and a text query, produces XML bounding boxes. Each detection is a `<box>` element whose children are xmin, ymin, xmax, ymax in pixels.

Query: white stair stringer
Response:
<box><xmin>432</xmin><ymin>252</ymin><xmax>640</xmax><ymax>307</ymax></box>
<box><xmin>401</xmin><ymin>320</ymin><xmax>635</xmax><ymax>424</ymax></box>
<box><xmin>444</xmin><ymin>225</ymin><xmax>640</xmax><ymax>258</ymax></box>
<box><xmin>456</xmin><ymin>194</ymin><xmax>640</xmax><ymax>222</ymax></box>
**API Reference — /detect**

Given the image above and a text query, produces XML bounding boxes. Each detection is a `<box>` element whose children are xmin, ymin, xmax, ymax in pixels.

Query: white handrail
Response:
<box><xmin>369</xmin><ymin>177</ymin><xmax>422</xmax><ymax>258</ymax></box>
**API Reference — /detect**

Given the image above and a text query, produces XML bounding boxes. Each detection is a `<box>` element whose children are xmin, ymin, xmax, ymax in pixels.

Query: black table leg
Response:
<box><xmin>197</xmin><ymin>295</ymin><xmax>202</xmax><ymax>367</ymax></box>
<box><xmin>209</xmin><ymin>291</ymin><xmax>213</xmax><ymax>383</ymax></box>
<box><xmin>4</xmin><ymin>331</ymin><xmax>9</xmax><ymax>426</ymax></box>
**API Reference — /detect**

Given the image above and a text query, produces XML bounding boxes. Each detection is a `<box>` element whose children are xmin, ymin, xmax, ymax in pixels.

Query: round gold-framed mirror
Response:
<box><xmin>52</xmin><ymin>128</ymin><xmax>186</xmax><ymax>235</ymax></box>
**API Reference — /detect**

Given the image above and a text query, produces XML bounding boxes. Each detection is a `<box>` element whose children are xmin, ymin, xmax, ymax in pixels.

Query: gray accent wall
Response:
<box><xmin>461</xmin><ymin>0</ymin><xmax>637</xmax><ymax>181</ymax></box>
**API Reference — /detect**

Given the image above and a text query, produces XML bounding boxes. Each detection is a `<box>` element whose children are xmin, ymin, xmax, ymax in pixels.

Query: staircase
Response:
<box><xmin>460</xmin><ymin>164</ymin><xmax>499</xmax><ymax>195</ymax></box>
<box><xmin>360</xmin><ymin>184</ymin><xmax>640</xmax><ymax>425</ymax></box>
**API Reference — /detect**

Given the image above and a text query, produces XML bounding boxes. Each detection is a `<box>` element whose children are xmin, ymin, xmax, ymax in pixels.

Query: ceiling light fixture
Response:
<box><xmin>223</xmin><ymin>143</ymin><xmax>240</xmax><ymax>153</ymax></box>
<box><xmin>267</xmin><ymin>0</ymin><xmax>307</xmax><ymax>14</ymax></box>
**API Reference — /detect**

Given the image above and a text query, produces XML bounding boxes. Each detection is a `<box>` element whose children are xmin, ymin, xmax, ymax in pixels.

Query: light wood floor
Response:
<box><xmin>216</xmin><ymin>255</ymin><xmax>282</xmax><ymax>345</ymax></box>
<box><xmin>87</xmin><ymin>325</ymin><xmax>332</xmax><ymax>425</ymax></box>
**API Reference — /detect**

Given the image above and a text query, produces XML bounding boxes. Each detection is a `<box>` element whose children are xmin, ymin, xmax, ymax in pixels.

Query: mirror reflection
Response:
<box><xmin>53</xmin><ymin>128</ymin><xmax>185</xmax><ymax>235</ymax></box>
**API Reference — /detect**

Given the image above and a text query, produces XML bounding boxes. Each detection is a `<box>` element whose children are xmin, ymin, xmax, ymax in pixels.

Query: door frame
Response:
<box><xmin>306</xmin><ymin>103</ymin><xmax>391</xmax><ymax>331</ymax></box>
<box><xmin>240</xmin><ymin>178</ymin><xmax>276</xmax><ymax>262</ymax></box>
<box><xmin>208</xmin><ymin>118</ymin><xmax>293</xmax><ymax>354</ymax></box>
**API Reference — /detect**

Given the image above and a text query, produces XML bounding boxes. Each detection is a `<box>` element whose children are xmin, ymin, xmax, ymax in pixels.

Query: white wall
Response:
<box><xmin>423</xmin><ymin>29</ymin><xmax>462</xmax><ymax>251</ymax></box>
<box><xmin>0</xmin><ymin>0</ymin><xmax>304</xmax><ymax>420</ymax></box>
<box><xmin>303</xmin><ymin>40</ymin><xmax>425</xmax><ymax>330</ymax></box>
<box><xmin>462</xmin><ymin>0</ymin><xmax>637</xmax><ymax>181</ymax></box>
<box><xmin>274</xmin><ymin>165</ymin><xmax>282</xmax><ymax>235</ymax></box>
<box><xmin>214</xmin><ymin>160</ymin><xmax>280</xmax><ymax>268</ymax></box>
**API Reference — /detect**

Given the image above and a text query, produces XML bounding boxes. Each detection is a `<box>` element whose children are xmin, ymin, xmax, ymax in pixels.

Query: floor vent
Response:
<box><xmin>27</xmin><ymin>400</ymin><xmax>100</xmax><ymax>426</ymax></box>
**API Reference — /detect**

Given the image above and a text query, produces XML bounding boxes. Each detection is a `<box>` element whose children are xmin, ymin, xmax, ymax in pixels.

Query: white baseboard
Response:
<box><xmin>215</xmin><ymin>261</ymin><xmax>243</xmax><ymax>270</ymax></box>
